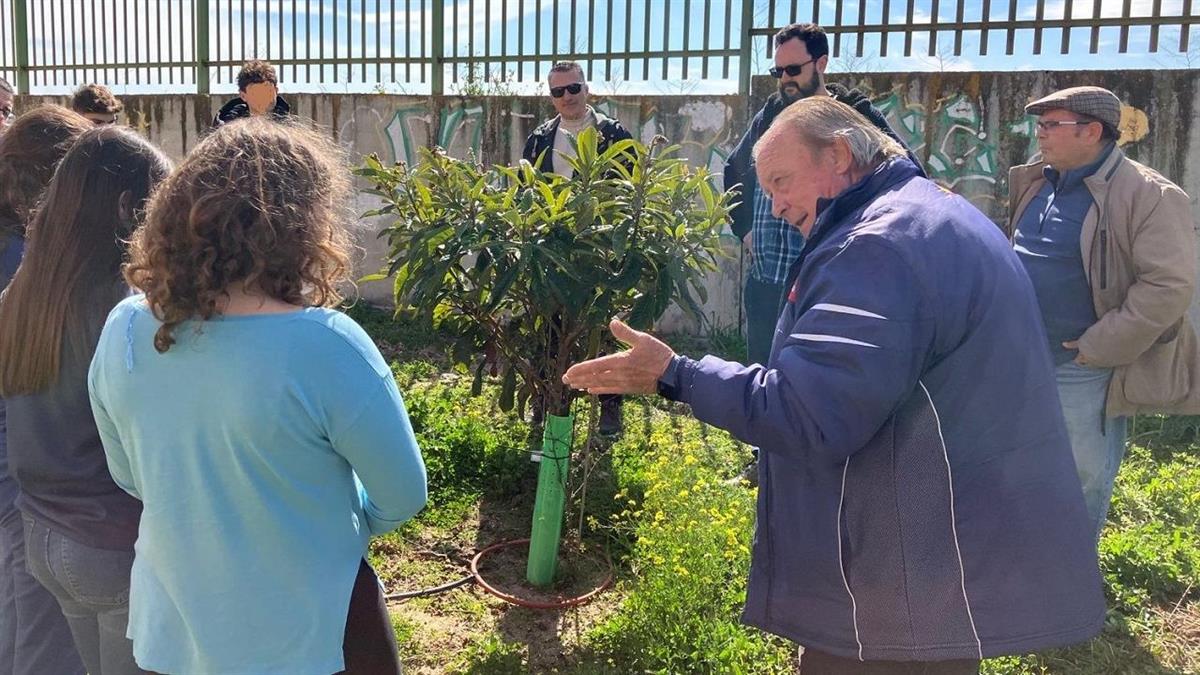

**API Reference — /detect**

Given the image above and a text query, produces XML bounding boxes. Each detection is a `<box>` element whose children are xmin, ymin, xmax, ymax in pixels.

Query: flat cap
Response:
<box><xmin>1025</xmin><ymin>86</ymin><xmax>1121</xmax><ymax>132</ymax></box>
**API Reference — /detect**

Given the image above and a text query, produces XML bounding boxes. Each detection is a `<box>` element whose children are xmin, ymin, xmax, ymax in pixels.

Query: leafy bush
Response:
<box><xmin>356</xmin><ymin>129</ymin><xmax>732</xmax><ymax>417</ymax></box>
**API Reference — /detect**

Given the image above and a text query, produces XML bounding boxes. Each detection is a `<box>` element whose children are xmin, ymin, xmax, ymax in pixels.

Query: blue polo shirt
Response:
<box><xmin>1015</xmin><ymin>143</ymin><xmax>1114</xmax><ymax>365</ymax></box>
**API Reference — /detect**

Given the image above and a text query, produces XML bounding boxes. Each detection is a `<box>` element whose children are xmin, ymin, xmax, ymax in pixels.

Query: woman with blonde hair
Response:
<box><xmin>88</xmin><ymin>118</ymin><xmax>426</xmax><ymax>674</ymax></box>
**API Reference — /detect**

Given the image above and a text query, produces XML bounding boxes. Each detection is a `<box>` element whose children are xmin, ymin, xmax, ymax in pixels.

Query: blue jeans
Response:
<box><xmin>1056</xmin><ymin>361</ymin><xmax>1128</xmax><ymax>540</ymax></box>
<box><xmin>0</xmin><ymin>509</ymin><xmax>84</xmax><ymax>675</ymax></box>
<box><xmin>22</xmin><ymin>516</ymin><xmax>147</xmax><ymax>675</ymax></box>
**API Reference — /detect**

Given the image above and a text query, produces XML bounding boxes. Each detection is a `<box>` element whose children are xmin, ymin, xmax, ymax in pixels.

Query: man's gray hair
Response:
<box><xmin>548</xmin><ymin>61</ymin><xmax>585</xmax><ymax>83</ymax></box>
<box><xmin>753</xmin><ymin>97</ymin><xmax>906</xmax><ymax>171</ymax></box>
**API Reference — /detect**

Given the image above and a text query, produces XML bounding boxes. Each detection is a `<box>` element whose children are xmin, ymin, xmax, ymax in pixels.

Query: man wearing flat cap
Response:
<box><xmin>1010</xmin><ymin>85</ymin><xmax>1200</xmax><ymax>541</ymax></box>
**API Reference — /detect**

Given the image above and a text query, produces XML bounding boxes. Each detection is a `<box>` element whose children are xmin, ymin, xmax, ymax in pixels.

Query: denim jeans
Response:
<box><xmin>744</xmin><ymin>275</ymin><xmax>786</xmax><ymax>367</ymax></box>
<box><xmin>22</xmin><ymin>516</ymin><xmax>147</xmax><ymax>675</ymax></box>
<box><xmin>1056</xmin><ymin>361</ymin><xmax>1128</xmax><ymax>540</ymax></box>
<box><xmin>0</xmin><ymin>509</ymin><xmax>84</xmax><ymax>675</ymax></box>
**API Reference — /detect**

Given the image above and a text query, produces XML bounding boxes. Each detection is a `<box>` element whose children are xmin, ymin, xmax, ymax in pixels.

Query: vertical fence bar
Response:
<box><xmin>904</xmin><ymin>0</ymin><xmax>915</xmax><ymax>55</ymax></box>
<box><xmin>1182</xmin><ymin>0</ymin><xmax>1193</xmax><ymax>52</ymax></box>
<box><xmin>737</xmin><ymin>0</ymin><xmax>752</xmax><ymax>96</ymax></box>
<box><xmin>13</xmin><ymin>0</ymin><xmax>29</xmax><ymax>92</ymax></box>
<box><xmin>660</xmin><ymin>0</ymin><xmax>669</xmax><ymax>79</ymax></box>
<box><xmin>641</xmin><ymin>0</ymin><xmax>649</xmax><ymax>79</ymax></box>
<box><xmin>168</xmin><ymin>0</ymin><xmax>175</xmax><ymax>83</ymax></box>
<box><xmin>953</xmin><ymin>0</ymin><xmax>964</xmax><ymax>55</ymax></box>
<box><xmin>624</xmin><ymin>0</ymin><xmax>633</xmax><ymax>81</ymax></box>
<box><xmin>833</xmin><ymin>0</ymin><xmax>843</xmax><ymax>56</ymax></box>
<box><xmin>519</xmin><ymin>0</ymin><xmax>526</xmax><ymax>81</ymax></box>
<box><xmin>468</xmin><ymin>0</ymin><xmax>475</xmax><ymax>82</ymax></box>
<box><xmin>132</xmin><ymin>0</ymin><xmax>138</xmax><ymax>84</ymax></box>
<box><xmin>197</xmin><ymin>0</ymin><xmax>210</xmax><ymax>93</ymax></box>
<box><xmin>702</xmin><ymin>0</ymin><xmax>711</xmax><ymax>77</ymax></box>
<box><xmin>1034</xmin><ymin>0</ymin><xmax>1045</xmax><ymax>54</ymax></box>
<box><xmin>857</xmin><ymin>0</ymin><xmax>867</xmax><ymax>56</ymax></box>
<box><xmin>1148</xmin><ymin>0</ymin><xmax>1159</xmax><ymax>52</ymax></box>
<box><xmin>1090</xmin><ymin>0</ymin><xmax>1102</xmax><ymax>53</ymax></box>
<box><xmin>766</xmin><ymin>0</ymin><xmax>775</xmax><ymax>58</ymax></box>
<box><xmin>881</xmin><ymin>0</ymin><xmax>891</xmax><ymax>56</ymax></box>
<box><xmin>722</xmin><ymin>0</ymin><xmax>731</xmax><ymax>77</ymax></box>
<box><xmin>927</xmin><ymin>0</ymin><xmax>939</xmax><ymax>56</ymax></box>
<box><xmin>1006</xmin><ymin>0</ymin><xmax>1017</xmax><ymax>55</ymax></box>
<box><xmin>451</xmin><ymin>0</ymin><xmax>458</xmax><ymax>83</ymax></box>
<box><xmin>332</xmin><ymin>0</ymin><xmax>338</xmax><ymax>82</ymax></box>
<box><xmin>418</xmin><ymin>0</ymin><xmax>424</xmax><ymax>84</ymax></box>
<box><xmin>431</xmin><ymin>0</ymin><xmax>443</xmax><ymax>94</ymax></box>
<box><xmin>979</xmin><ymin>0</ymin><xmax>989</xmax><ymax>55</ymax></box>
<box><xmin>485</xmin><ymin>0</ymin><xmax>491</xmax><ymax>80</ymax></box>
<box><xmin>682</xmin><ymin>0</ymin><xmax>690</xmax><ymax>77</ymax></box>
<box><xmin>1061</xmin><ymin>0</ymin><xmax>1074</xmax><ymax>53</ymax></box>
<box><xmin>502</xmin><ymin>0</ymin><xmax>509</xmax><ymax>79</ymax></box>
<box><xmin>1118</xmin><ymin>0</ymin><xmax>1132</xmax><ymax>53</ymax></box>
<box><xmin>535</xmin><ymin>0</ymin><xmax>543</xmax><ymax>81</ymax></box>
<box><xmin>604</xmin><ymin>0</ymin><xmax>613</xmax><ymax>81</ymax></box>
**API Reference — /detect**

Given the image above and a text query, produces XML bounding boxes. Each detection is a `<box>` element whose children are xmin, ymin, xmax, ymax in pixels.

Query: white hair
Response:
<box><xmin>753</xmin><ymin>96</ymin><xmax>906</xmax><ymax>172</ymax></box>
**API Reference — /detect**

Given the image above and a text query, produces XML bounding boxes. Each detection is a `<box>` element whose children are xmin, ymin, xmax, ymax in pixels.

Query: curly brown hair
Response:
<box><xmin>0</xmin><ymin>106</ymin><xmax>91</xmax><ymax>231</ymax></box>
<box><xmin>125</xmin><ymin>117</ymin><xmax>354</xmax><ymax>352</ymax></box>
<box><xmin>236</xmin><ymin>59</ymin><xmax>278</xmax><ymax>92</ymax></box>
<box><xmin>70</xmin><ymin>83</ymin><xmax>124</xmax><ymax>115</ymax></box>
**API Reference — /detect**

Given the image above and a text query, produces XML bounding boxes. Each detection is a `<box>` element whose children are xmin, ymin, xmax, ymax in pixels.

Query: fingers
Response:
<box><xmin>608</xmin><ymin>318</ymin><xmax>644</xmax><ymax>346</ymax></box>
<box><xmin>563</xmin><ymin>353</ymin><xmax>628</xmax><ymax>384</ymax></box>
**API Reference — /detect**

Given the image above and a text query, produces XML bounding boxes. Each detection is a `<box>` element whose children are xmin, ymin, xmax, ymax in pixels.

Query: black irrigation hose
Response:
<box><xmin>384</xmin><ymin>574</ymin><xmax>475</xmax><ymax>600</ymax></box>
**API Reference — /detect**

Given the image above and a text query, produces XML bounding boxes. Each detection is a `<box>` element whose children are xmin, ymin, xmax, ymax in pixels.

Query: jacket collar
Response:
<box><xmin>809</xmin><ymin>157</ymin><xmax>924</xmax><ymax>244</ymax></box>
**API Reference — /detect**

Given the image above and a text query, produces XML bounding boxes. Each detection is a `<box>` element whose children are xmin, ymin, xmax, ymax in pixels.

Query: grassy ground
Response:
<box><xmin>346</xmin><ymin>302</ymin><xmax>1200</xmax><ymax>674</ymax></box>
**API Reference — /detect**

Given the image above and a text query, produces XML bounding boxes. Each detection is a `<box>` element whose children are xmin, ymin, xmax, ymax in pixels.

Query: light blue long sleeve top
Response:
<box><xmin>88</xmin><ymin>296</ymin><xmax>427</xmax><ymax>675</ymax></box>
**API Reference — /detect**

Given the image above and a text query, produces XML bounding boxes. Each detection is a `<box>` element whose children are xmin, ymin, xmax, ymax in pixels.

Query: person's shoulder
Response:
<box><xmin>290</xmin><ymin>307</ymin><xmax>391</xmax><ymax>379</ymax></box>
<box><xmin>1118</xmin><ymin>155</ymin><xmax>1188</xmax><ymax>201</ymax></box>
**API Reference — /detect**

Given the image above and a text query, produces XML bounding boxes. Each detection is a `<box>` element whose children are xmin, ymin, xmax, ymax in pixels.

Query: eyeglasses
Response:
<box><xmin>1036</xmin><ymin>119</ymin><xmax>1095</xmax><ymax>131</ymax></box>
<box><xmin>550</xmin><ymin>82</ymin><xmax>584</xmax><ymax>98</ymax></box>
<box><xmin>769</xmin><ymin>59</ymin><xmax>816</xmax><ymax>78</ymax></box>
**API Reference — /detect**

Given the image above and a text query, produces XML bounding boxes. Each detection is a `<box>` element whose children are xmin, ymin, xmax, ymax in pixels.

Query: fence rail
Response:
<box><xmin>0</xmin><ymin>0</ymin><xmax>1195</xmax><ymax>96</ymax></box>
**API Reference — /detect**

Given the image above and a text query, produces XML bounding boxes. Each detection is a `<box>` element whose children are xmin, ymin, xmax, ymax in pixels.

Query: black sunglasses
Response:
<box><xmin>769</xmin><ymin>59</ymin><xmax>816</xmax><ymax>78</ymax></box>
<box><xmin>550</xmin><ymin>82</ymin><xmax>584</xmax><ymax>98</ymax></box>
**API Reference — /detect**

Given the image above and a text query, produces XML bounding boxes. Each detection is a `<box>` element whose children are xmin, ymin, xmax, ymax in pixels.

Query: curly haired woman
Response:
<box><xmin>88</xmin><ymin>118</ymin><xmax>426</xmax><ymax>674</ymax></box>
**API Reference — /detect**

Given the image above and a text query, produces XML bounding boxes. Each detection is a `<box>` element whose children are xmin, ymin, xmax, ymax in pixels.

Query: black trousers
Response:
<box><xmin>338</xmin><ymin>559</ymin><xmax>402</xmax><ymax>675</ymax></box>
<box><xmin>799</xmin><ymin>648</ymin><xmax>980</xmax><ymax>675</ymax></box>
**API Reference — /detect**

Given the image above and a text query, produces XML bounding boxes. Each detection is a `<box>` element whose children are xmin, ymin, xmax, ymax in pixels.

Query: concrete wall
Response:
<box><xmin>18</xmin><ymin>69</ymin><xmax>1200</xmax><ymax>334</ymax></box>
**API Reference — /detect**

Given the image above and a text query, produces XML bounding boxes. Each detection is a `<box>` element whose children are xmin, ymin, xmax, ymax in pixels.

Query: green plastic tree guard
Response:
<box><xmin>526</xmin><ymin>413</ymin><xmax>573</xmax><ymax>586</ymax></box>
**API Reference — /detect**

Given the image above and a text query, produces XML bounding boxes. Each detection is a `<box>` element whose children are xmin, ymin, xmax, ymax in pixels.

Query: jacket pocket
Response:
<box><xmin>1122</xmin><ymin>331</ymin><xmax>1190</xmax><ymax>407</ymax></box>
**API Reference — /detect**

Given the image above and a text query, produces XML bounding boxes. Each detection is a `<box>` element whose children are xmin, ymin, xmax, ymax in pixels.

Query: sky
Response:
<box><xmin>0</xmin><ymin>0</ymin><xmax>1195</xmax><ymax>95</ymax></box>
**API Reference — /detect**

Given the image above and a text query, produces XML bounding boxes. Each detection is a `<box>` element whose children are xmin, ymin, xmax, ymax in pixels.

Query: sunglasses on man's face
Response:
<box><xmin>769</xmin><ymin>59</ymin><xmax>816</xmax><ymax>78</ymax></box>
<box><xmin>550</xmin><ymin>82</ymin><xmax>584</xmax><ymax>98</ymax></box>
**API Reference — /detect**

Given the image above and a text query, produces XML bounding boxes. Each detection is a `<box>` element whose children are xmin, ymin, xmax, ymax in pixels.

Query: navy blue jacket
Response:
<box><xmin>666</xmin><ymin>158</ymin><xmax>1105</xmax><ymax>660</ymax></box>
<box><xmin>0</xmin><ymin>232</ymin><xmax>23</xmax><ymax>520</ymax></box>
<box><xmin>724</xmin><ymin>84</ymin><xmax>925</xmax><ymax>240</ymax></box>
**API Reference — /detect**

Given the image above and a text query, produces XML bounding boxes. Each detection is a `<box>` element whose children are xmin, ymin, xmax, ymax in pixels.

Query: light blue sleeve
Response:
<box><xmin>330</xmin><ymin>376</ymin><xmax>427</xmax><ymax>535</ymax></box>
<box><xmin>87</xmin><ymin>322</ymin><xmax>141</xmax><ymax>500</ymax></box>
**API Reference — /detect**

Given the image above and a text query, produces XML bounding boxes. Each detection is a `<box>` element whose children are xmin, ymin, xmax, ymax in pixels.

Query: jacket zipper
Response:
<box><xmin>1099</xmin><ymin>229</ymin><xmax>1108</xmax><ymax>291</ymax></box>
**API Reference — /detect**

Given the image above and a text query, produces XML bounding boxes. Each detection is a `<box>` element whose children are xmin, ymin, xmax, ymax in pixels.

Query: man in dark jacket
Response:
<box><xmin>522</xmin><ymin>61</ymin><xmax>633</xmax><ymax>434</ymax></box>
<box><xmin>565</xmin><ymin>97</ymin><xmax>1104</xmax><ymax>673</ymax></box>
<box><xmin>726</xmin><ymin>23</ymin><xmax>922</xmax><ymax>370</ymax></box>
<box><xmin>212</xmin><ymin>60</ymin><xmax>292</xmax><ymax>128</ymax></box>
<box><xmin>727</xmin><ymin>23</ymin><xmax>922</xmax><ymax>485</ymax></box>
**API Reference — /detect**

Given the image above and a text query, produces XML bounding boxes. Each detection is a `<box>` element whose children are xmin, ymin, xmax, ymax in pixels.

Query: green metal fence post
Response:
<box><xmin>13</xmin><ymin>0</ymin><xmax>30</xmax><ymax>94</ymax></box>
<box><xmin>738</xmin><ymin>0</ymin><xmax>754</xmax><ymax>97</ymax></box>
<box><xmin>431</xmin><ymin>0</ymin><xmax>444</xmax><ymax>95</ymax></box>
<box><xmin>196</xmin><ymin>0</ymin><xmax>210</xmax><ymax>94</ymax></box>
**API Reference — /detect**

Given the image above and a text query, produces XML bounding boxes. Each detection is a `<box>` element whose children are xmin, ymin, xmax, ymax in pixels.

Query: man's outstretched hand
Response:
<box><xmin>562</xmin><ymin>319</ymin><xmax>677</xmax><ymax>395</ymax></box>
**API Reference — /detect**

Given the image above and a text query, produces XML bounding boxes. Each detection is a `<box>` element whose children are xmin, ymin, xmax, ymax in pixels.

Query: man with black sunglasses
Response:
<box><xmin>522</xmin><ymin>60</ymin><xmax>633</xmax><ymax>435</ymax></box>
<box><xmin>724</xmin><ymin>22</ymin><xmax>921</xmax><ymax>486</ymax></box>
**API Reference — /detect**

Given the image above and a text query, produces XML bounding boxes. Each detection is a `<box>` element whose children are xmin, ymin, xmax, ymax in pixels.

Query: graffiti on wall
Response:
<box><xmin>356</xmin><ymin>90</ymin><xmax>1149</xmax><ymax>223</ymax></box>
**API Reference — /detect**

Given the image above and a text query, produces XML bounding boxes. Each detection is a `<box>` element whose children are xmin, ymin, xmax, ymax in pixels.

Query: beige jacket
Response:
<box><xmin>1008</xmin><ymin>148</ymin><xmax>1199</xmax><ymax>416</ymax></box>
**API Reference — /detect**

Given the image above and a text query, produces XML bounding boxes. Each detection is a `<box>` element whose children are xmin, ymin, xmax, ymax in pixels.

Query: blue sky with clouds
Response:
<box><xmin>2</xmin><ymin>0</ymin><xmax>1196</xmax><ymax>94</ymax></box>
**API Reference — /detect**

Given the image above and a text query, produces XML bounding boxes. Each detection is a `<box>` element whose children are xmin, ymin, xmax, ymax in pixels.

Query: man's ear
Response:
<box><xmin>829</xmin><ymin>137</ymin><xmax>854</xmax><ymax>175</ymax></box>
<box><xmin>815</xmin><ymin>54</ymin><xmax>830</xmax><ymax>75</ymax></box>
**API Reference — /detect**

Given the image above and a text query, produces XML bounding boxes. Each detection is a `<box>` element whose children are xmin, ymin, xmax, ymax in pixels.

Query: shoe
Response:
<box><xmin>725</xmin><ymin>459</ymin><xmax>759</xmax><ymax>488</ymax></box>
<box><xmin>598</xmin><ymin>396</ymin><xmax>623</xmax><ymax>436</ymax></box>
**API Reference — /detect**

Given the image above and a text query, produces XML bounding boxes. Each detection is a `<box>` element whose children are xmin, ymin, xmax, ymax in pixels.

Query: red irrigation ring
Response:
<box><xmin>470</xmin><ymin>538</ymin><xmax>613</xmax><ymax>610</ymax></box>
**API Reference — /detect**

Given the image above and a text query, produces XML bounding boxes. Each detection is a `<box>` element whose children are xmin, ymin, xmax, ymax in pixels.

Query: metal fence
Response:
<box><xmin>0</xmin><ymin>0</ymin><xmax>1196</xmax><ymax>96</ymax></box>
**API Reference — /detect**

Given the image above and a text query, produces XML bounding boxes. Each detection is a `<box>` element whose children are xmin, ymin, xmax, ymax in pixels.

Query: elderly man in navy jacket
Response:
<box><xmin>564</xmin><ymin>97</ymin><xmax>1104</xmax><ymax>673</ymax></box>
